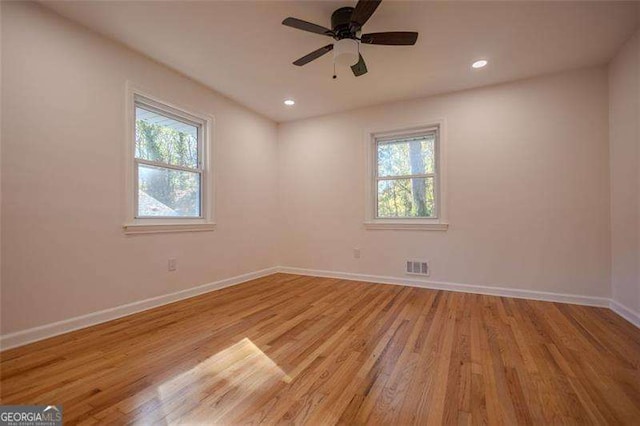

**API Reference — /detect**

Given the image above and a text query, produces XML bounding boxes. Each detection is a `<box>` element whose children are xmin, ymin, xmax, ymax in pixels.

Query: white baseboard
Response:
<box><xmin>609</xmin><ymin>299</ymin><xmax>640</xmax><ymax>328</ymax></box>
<box><xmin>2</xmin><ymin>266</ymin><xmax>636</xmax><ymax>351</ymax></box>
<box><xmin>0</xmin><ymin>267</ymin><xmax>279</xmax><ymax>351</ymax></box>
<box><xmin>278</xmin><ymin>266</ymin><xmax>611</xmax><ymax>308</ymax></box>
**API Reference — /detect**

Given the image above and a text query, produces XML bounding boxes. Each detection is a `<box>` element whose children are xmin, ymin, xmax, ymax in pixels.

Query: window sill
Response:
<box><xmin>123</xmin><ymin>222</ymin><xmax>216</xmax><ymax>235</ymax></box>
<box><xmin>364</xmin><ymin>221</ymin><xmax>449</xmax><ymax>231</ymax></box>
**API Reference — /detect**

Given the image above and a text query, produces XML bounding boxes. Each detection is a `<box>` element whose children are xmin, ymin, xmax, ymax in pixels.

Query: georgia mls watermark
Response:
<box><xmin>0</xmin><ymin>406</ymin><xmax>62</xmax><ymax>426</ymax></box>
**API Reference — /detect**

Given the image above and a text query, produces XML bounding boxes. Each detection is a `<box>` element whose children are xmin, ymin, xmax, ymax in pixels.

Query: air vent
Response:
<box><xmin>406</xmin><ymin>260</ymin><xmax>430</xmax><ymax>276</ymax></box>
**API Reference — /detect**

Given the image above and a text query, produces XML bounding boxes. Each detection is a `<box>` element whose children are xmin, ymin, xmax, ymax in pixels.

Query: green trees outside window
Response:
<box><xmin>135</xmin><ymin>106</ymin><xmax>202</xmax><ymax>217</ymax></box>
<box><xmin>376</xmin><ymin>135</ymin><xmax>436</xmax><ymax>218</ymax></box>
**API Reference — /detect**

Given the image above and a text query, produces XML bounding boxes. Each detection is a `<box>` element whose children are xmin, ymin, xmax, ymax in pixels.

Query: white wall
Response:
<box><xmin>609</xmin><ymin>30</ymin><xmax>640</xmax><ymax>315</ymax></box>
<box><xmin>1</xmin><ymin>1</ymin><xmax>629</xmax><ymax>339</ymax></box>
<box><xmin>1</xmin><ymin>2</ymin><xmax>279</xmax><ymax>334</ymax></box>
<box><xmin>278</xmin><ymin>67</ymin><xmax>611</xmax><ymax>298</ymax></box>
<box><xmin>0</xmin><ymin>2</ymin><xmax>3</xmax><ymax>332</ymax></box>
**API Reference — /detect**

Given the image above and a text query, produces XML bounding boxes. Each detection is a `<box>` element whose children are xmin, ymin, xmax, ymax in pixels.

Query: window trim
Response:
<box><xmin>123</xmin><ymin>82</ymin><xmax>215</xmax><ymax>234</ymax></box>
<box><xmin>364</xmin><ymin>121</ymin><xmax>449</xmax><ymax>231</ymax></box>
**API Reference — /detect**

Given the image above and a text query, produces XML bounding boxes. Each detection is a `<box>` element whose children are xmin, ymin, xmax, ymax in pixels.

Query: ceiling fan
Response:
<box><xmin>282</xmin><ymin>0</ymin><xmax>418</xmax><ymax>77</ymax></box>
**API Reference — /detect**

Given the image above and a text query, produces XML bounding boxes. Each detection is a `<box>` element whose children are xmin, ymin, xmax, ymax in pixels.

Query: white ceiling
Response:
<box><xmin>42</xmin><ymin>1</ymin><xmax>639</xmax><ymax>122</ymax></box>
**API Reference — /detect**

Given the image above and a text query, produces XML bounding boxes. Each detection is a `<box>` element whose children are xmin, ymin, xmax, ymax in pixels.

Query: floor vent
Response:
<box><xmin>406</xmin><ymin>260</ymin><xmax>430</xmax><ymax>276</ymax></box>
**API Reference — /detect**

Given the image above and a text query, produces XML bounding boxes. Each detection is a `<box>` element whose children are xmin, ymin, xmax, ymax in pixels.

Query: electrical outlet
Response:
<box><xmin>168</xmin><ymin>258</ymin><xmax>177</xmax><ymax>272</ymax></box>
<box><xmin>353</xmin><ymin>248</ymin><xmax>361</xmax><ymax>259</ymax></box>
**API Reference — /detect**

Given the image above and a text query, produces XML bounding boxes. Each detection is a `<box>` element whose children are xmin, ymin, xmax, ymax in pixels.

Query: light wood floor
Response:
<box><xmin>1</xmin><ymin>274</ymin><xmax>639</xmax><ymax>425</ymax></box>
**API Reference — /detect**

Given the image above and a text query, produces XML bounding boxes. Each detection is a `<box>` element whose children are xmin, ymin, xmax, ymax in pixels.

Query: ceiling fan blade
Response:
<box><xmin>293</xmin><ymin>44</ymin><xmax>334</xmax><ymax>66</ymax></box>
<box><xmin>350</xmin><ymin>0</ymin><xmax>382</xmax><ymax>28</ymax></box>
<box><xmin>351</xmin><ymin>54</ymin><xmax>368</xmax><ymax>77</ymax></box>
<box><xmin>361</xmin><ymin>32</ymin><xmax>418</xmax><ymax>45</ymax></box>
<box><xmin>282</xmin><ymin>17</ymin><xmax>333</xmax><ymax>37</ymax></box>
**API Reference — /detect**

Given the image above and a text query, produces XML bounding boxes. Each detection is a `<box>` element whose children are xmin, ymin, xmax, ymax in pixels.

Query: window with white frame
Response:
<box><xmin>127</xmin><ymin>93</ymin><xmax>213</xmax><ymax>232</ymax></box>
<box><xmin>366</xmin><ymin>124</ymin><xmax>446</xmax><ymax>229</ymax></box>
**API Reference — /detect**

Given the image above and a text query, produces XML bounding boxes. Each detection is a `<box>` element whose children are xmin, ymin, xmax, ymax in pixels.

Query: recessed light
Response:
<box><xmin>284</xmin><ymin>99</ymin><xmax>295</xmax><ymax>106</ymax></box>
<box><xmin>472</xmin><ymin>60</ymin><xmax>488</xmax><ymax>69</ymax></box>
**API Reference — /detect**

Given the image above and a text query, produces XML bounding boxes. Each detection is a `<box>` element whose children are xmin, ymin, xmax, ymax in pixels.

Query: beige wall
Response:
<box><xmin>1</xmin><ymin>2</ymin><xmax>279</xmax><ymax>334</ymax></box>
<box><xmin>0</xmin><ymin>1</ymin><xmax>628</xmax><ymax>337</ymax></box>
<box><xmin>609</xmin><ymin>30</ymin><xmax>640</xmax><ymax>314</ymax></box>
<box><xmin>278</xmin><ymin>67</ymin><xmax>611</xmax><ymax>297</ymax></box>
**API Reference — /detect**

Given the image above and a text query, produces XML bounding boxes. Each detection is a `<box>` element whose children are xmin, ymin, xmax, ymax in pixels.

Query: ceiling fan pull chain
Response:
<box><xmin>333</xmin><ymin>61</ymin><xmax>337</xmax><ymax>79</ymax></box>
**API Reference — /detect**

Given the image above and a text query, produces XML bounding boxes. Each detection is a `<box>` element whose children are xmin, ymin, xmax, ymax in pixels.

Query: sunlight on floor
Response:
<box><xmin>154</xmin><ymin>338</ymin><xmax>290</xmax><ymax>423</ymax></box>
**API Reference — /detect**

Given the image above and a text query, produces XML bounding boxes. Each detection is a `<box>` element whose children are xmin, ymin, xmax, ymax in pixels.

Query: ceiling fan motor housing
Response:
<box><xmin>331</xmin><ymin>7</ymin><xmax>356</xmax><ymax>39</ymax></box>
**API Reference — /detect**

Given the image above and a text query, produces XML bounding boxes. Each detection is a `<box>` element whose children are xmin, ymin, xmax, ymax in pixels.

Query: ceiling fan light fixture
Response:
<box><xmin>284</xmin><ymin>99</ymin><xmax>295</xmax><ymax>106</ymax></box>
<box><xmin>333</xmin><ymin>39</ymin><xmax>359</xmax><ymax>66</ymax></box>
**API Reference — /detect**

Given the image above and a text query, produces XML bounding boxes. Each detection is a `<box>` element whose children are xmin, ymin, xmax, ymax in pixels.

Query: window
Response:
<box><xmin>365</xmin><ymin>124</ymin><xmax>448</xmax><ymax>230</ymax></box>
<box><xmin>124</xmin><ymin>87</ymin><xmax>214</xmax><ymax>234</ymax></box>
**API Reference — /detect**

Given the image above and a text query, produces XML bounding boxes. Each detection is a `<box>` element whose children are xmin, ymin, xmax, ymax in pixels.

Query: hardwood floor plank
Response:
<box><xmin>1</xmin><ymin>273</ymin><xmax>639</xmax><ymax>424</ymax></box>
